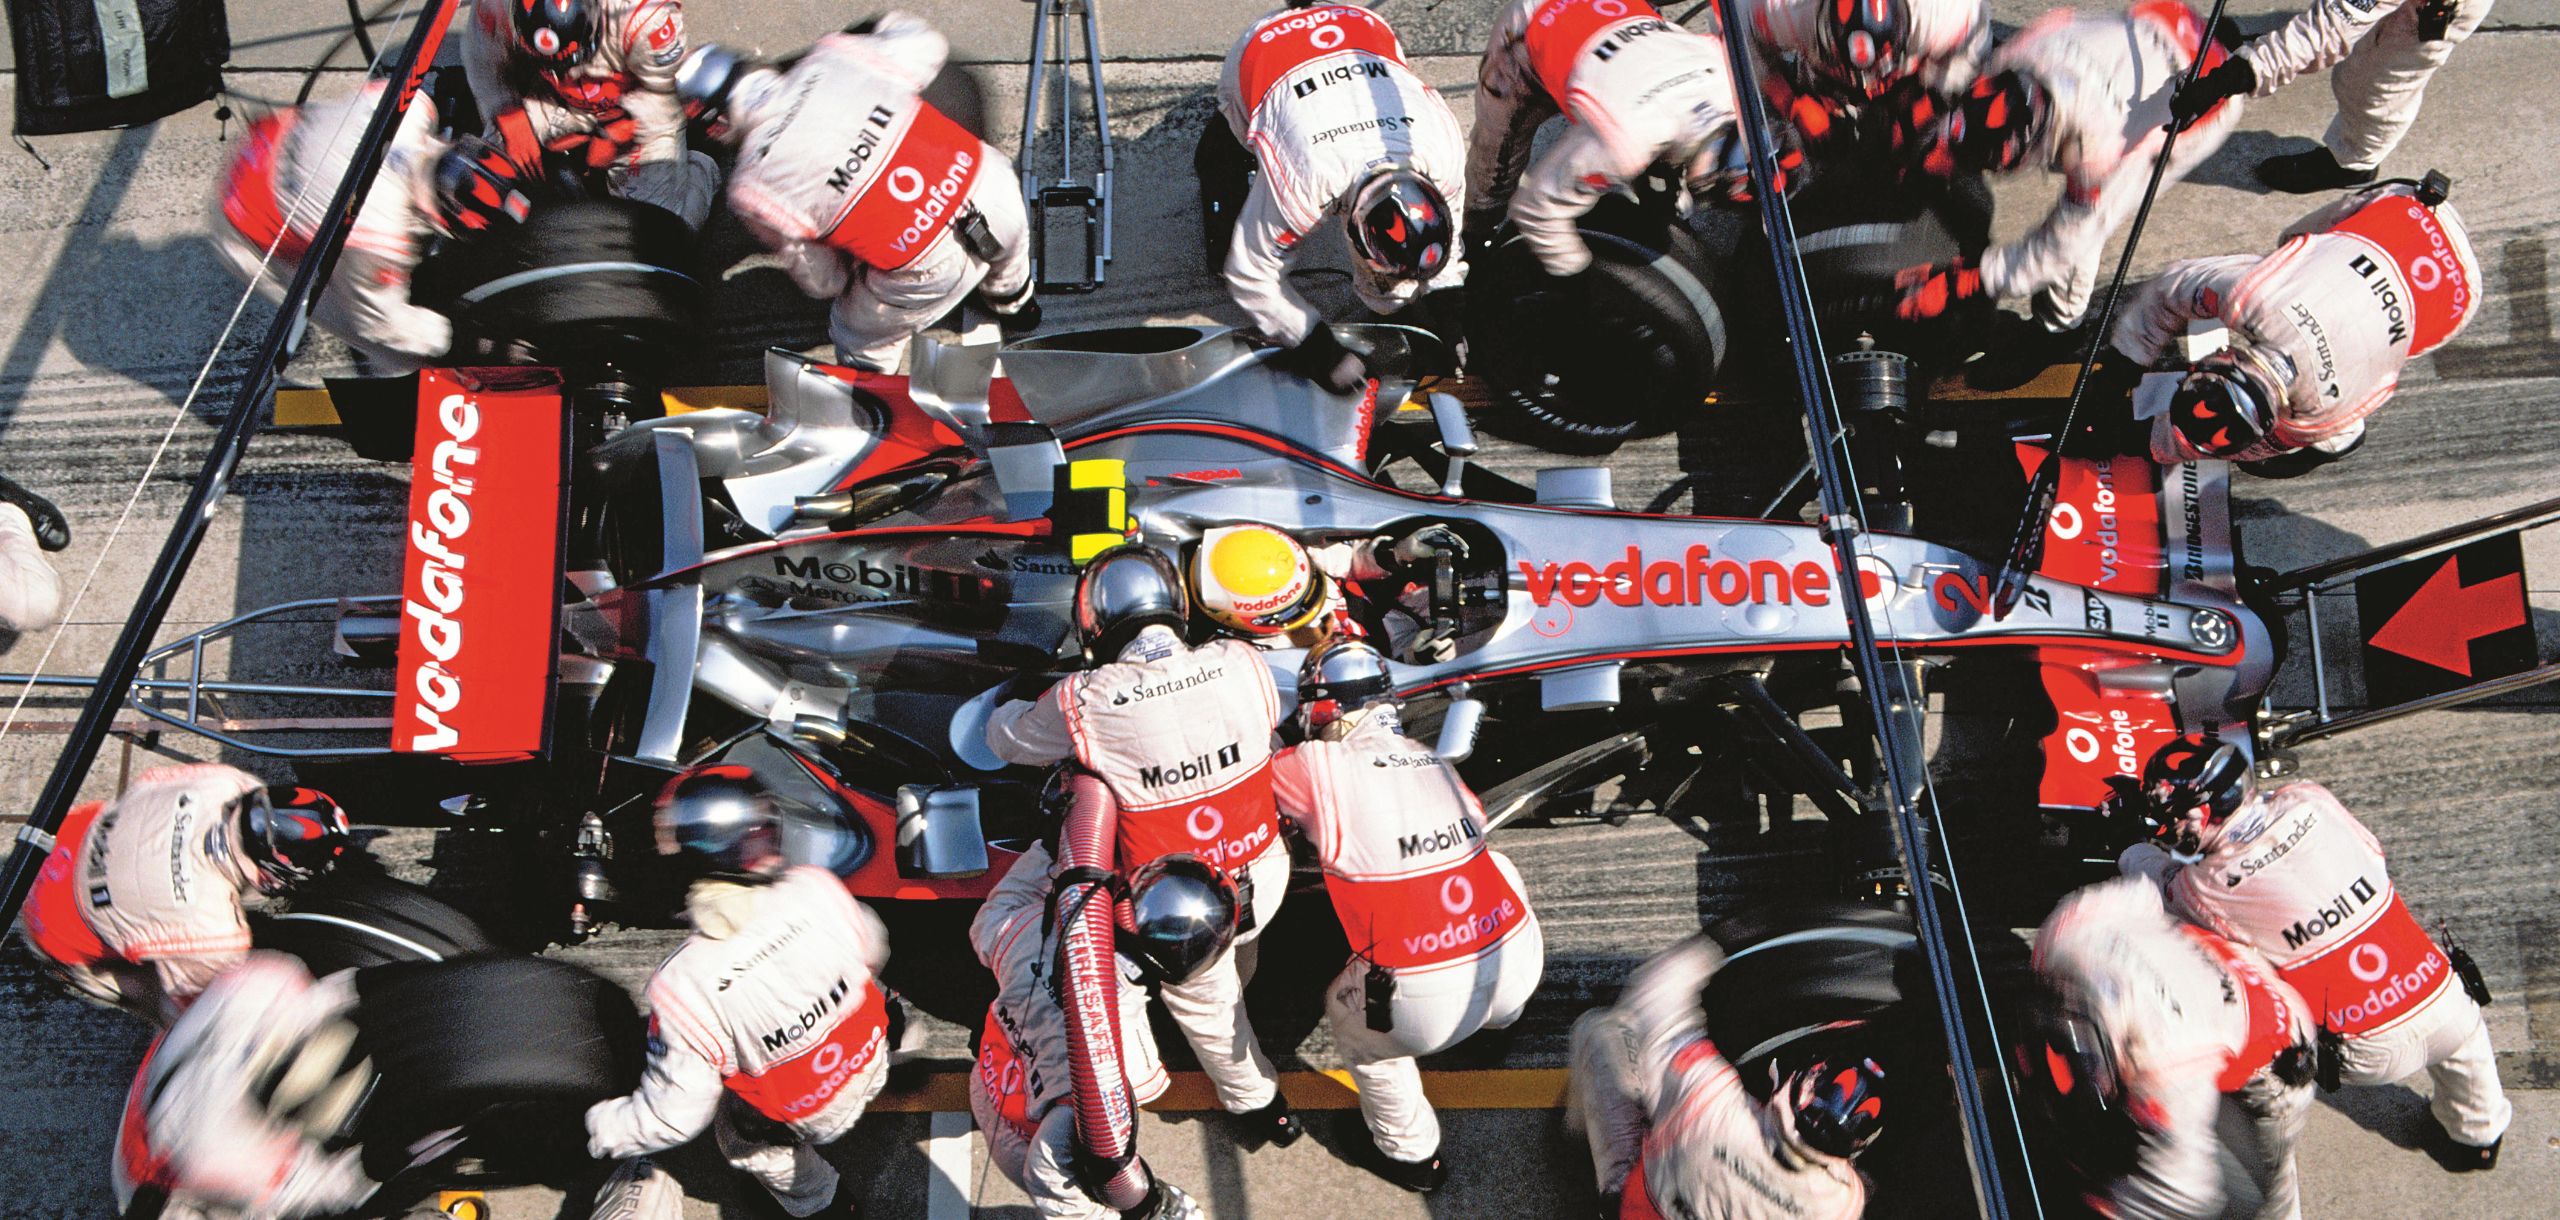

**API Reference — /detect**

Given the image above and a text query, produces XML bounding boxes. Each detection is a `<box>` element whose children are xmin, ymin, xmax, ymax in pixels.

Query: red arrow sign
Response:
<box><xmin>2365</xmin><ymin>557</ymin><xmax>2528</xmax><ymax>675</ymax></box>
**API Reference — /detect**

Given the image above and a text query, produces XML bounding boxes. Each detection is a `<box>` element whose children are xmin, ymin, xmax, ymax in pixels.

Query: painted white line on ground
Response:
<box><xmin>926</xmin><ymin>1110</ymin><xmax>976</xmax><ymax>1220</ymax></box>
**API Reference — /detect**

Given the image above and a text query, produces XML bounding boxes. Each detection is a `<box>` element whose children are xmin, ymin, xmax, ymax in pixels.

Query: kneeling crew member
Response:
<box><xmin>2119</xmin><ymin>735</ymin><xmax>2508</xmax><ymax>1170</ymax></box>
<box><xmin>586</xmin><ymin>767</ymin><xmax>897</xmax><ymax>1217</ymax></box>
<box><xmin>1568</xmin><ymin>934</ymin><xmax>1882</xmax><ymax>1218</ymax></box>
<box><xmin>2112</xmin><ymin>177</ymin><xmax>2479</xmax><ymax>474</ymax></box>
<box><xmin>19</xmin><ymin>765</ymin><xmax>349</xmax><ymax>1024</ymax></box>
<box><xmin>2028</xmin><ymin>876</ymin><xmax>2317</xmax><ymax>1220</ymax></box>
<box><xmin>971</xmin><ymin>839</ymin><xmax>1209</xmax><ymax>1219</ymax></box>
<box><xmin>1466</xmin><ymin>0</ymin><xmax>1753</xmax><ymax>280</ymax></box>
<box><xmin>1274</xmin><ymin>639</ymin><xmax>1544</xmax><ymax>1191</ymax></box>
<box><xmin>1212</xmin><ymin>4</ymin><xmax>1468</xmax><ymax>392</ymax></box>
<box><xmin>678</xmin><ymin>14</ymin><xmax>1037</xmax><ymax>372</ymax></box>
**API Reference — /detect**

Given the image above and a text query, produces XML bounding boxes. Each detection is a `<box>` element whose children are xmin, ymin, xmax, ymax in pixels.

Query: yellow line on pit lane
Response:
<box><xmin>868</xmin><ymin>1068</ymin><xmax>1569</xmax><ymax>1113</ymax></box>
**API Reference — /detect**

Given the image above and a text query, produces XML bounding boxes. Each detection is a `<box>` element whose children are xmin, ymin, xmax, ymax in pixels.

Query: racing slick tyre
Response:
<box><xmin>252</xmin><ymin>869</ymin><xmax>502</xmax><ymax>974</ymax></box>
<box><xmin>1468</xmin><ymin>195</ymin><xmax>1729</xmax><ymax>456</ymax></box>
<box><xmin>416</xmin><ymin>197</ymin><xmax>706</xmax><ymax>381</ymax></box>
<box><xmin>1698</xmin><ymin>902</ymin><xmax>1922</xmax><ymax>1088</ymax></box>
<box><xmin>351</xmin><ymin>956</ymin><xmax>645</xmax><ymax>1185</ymax></box>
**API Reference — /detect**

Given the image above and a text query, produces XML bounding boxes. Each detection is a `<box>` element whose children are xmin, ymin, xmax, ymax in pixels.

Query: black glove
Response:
<box><xmin>2167</xmin><ymin>58</ymin><xmax>2254</xmax><ymax>132</ymax></box>
<box><xmin>1384</xmin><ymin>522</ymin><xmax>1469</xmax><ymax>572</ymax></box>
<box><xmin>0</xmin><ymin>471</ymin><xmax>69</xmax><ymax>552</ymax></box>
<box><xmin>1272</xmin><ymin>325</ymin><xmax>1368</xmax><ymax>395</ymax></box>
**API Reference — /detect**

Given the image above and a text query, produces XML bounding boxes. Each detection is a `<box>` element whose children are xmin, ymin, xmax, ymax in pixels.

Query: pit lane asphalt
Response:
<box><xmin>1</xmin><ymin>4</ymin><xmax>2556</xmax><ymax>1216</ymax></box>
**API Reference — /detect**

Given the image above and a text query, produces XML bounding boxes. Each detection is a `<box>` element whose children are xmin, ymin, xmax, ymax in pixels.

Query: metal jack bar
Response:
<box><xmin>1020</xmin><ymin>0</ymin><xmax>1115</xmax><ymax>292</ymax></box>
<box><xmin>1707</xmin><ymin>5</ymin><xmax>2034</xmax><ymax>1214</ymax></box>
<box><xmin>0</xmin><ymin>0</ymin><xmax>461</xmax><ymax>929</ymax></box>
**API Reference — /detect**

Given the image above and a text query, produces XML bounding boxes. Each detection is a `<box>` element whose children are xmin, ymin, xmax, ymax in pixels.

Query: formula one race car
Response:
<box><xmin>219</xmin><ymin>317</ymin><xmax>2261</xmax><ymax>933</ymax></box>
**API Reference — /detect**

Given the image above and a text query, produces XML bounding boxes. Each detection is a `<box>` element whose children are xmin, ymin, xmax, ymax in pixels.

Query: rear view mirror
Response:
<box><xmin>895</xmin><ymin>785</ymin><xmax>991</xmax><ymax>879</ymax></box>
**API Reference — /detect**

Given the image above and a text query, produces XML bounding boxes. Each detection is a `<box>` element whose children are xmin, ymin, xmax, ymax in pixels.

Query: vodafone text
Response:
<box><xmin>2330</xmin><ymin>946</ymin><xmax>2447</xmax><ymax>1032</ymax></box>
<box><xmin>887</xmin><ymin>147</ymin><xmax>976</xmax><ymax>259</ymax></box>
<box><xmin>404</xmin><ymin>393</ymin><xmax>481</xmax><ymax>752</ymax></box>
<box><xmin>1518</xmin><ymin>545</ymin><xmax>1834</xmax><ymax>609</ymax></box>
<box><xmin>1402</xmin><ymin>898</ymin><xmax>1520</xmax><ymax>959</ymax></box>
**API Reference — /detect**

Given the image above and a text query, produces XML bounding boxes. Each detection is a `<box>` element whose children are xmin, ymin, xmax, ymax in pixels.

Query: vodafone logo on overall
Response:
<box><xmin>1440</xmin><ymin>874</ymin><xmax>1474</xmax><ymax>914</ymax></box>
<box><xmin>1187</xmin><ymin>805</ymin><xmax>1225</xmax><ymax>842</ymax></box>
<box><xmin>395</xmin><ymin>371</ymin><xmax>563</xmax><ymax>760</ymax></box>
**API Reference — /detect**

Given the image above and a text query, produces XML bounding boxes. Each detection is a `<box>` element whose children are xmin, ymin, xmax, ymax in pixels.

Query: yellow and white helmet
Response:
<box><xmin>1192</xmin><ymin>525</ymin><xmax>1328</xmax><ymax>638</ymax></box>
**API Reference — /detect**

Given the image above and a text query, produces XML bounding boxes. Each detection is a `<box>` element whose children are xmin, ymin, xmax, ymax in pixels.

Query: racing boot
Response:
<box><xmin>2430</xmin><ymin>1124</ymin><xmax>2502</xmax><ymax>1173</ymax></box>
<box><xmin>1233</xmin><ymin>1095</ymin><xmax>1306</xmax><ymax>1150</ymax></box>
<box><xmin>1375</xmin><ymin>1150</ymin><xmax>1449</xmax><ymax>1193</ymax></box>
<box><xmin>0</xmin><ymin>471</ymin><xmax>69</xmax><ymax>552</ymax></box>
<box><xmin>2255</xmin><ymin>147</ymin><xmax>2376</xmax><ymax>195</ymax></box>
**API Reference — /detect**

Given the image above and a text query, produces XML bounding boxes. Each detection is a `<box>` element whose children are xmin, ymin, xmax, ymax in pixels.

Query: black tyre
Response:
<box><xmin>1470</xmin><ymin>197</ymin><xmax>1729</xmax><ymax>455</ymax></box>
<box><xmin>1699</xmin><ymin>902</ymin><xmax>1922</xmax><ymax>1090</ymax></box>
<box><xmin>351</xmin><ymin>956</ymin><xmax>644</xmax><ymax>1182</ymax></box>
<box><xmin>1702</xmin><ymin>167</ymin><xmax>1995</xmax><ymax>366</ymax></box>
<box><xmin>253</xmin><ymin>870</ymin><xmax>501</xmax><ymax>973</ymax></box>
<box><xmin>416</xmin><ymin>197</ymin><xmax>706</xmax><ymax>378</ymax></box>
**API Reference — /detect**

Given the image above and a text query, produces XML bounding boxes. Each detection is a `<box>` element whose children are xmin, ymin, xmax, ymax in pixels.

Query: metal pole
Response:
<box><xmin>1707</xmin><ymin>5</ymin><xmax>2030</xmax><ymax>1214</ymax></box>
<box><xmin>0</xmin><ymin>0</ymin><xmax>461</xmax><ymax>929</ymax></box>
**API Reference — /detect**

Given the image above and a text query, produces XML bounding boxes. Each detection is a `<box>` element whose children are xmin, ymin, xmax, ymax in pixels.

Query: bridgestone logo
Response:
<box><xmin>1140</xmin><ymin>742</ymin><xmax>1244</xmax><ymax>787</ymax></box>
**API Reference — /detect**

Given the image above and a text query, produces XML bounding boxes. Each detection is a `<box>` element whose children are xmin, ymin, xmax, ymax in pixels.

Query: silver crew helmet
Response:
<box><xmin>1073</xmin><ymin>545</ymin><xmax>1189</xmax><ymax>662</ymax></box>
<box><xmin>1122</xmin><ymin>853</ymin><xmax>1238</xmax><ymax>984</ymax></box>
<box><xmin>674</xmin><ymin>44</ymin><xmax>755</xmax><ymax>133</ymax></box>
<box><xmin>1296</xmin><ymin>636</ymin><xmax>1398</xmax><ymax>739</ymax></box>
<box><xmin>655</xmin><ymin>765</ymin><xmax>786</xmax><ymax>880</ymax></box>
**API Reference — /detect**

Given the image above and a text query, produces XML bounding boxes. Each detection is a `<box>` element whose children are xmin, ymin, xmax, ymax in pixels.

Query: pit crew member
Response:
<box><xmin>2166</xmin><ymin>0</ymin><xmax>2496</xmax><ymax>193</ymax></box>
<box><xmin>970</xmin><ymin>838</ymin><xmax>1206</xmax><ymax>1219</ymax></box>
<box><xmin>984</xmin><ymin>546</ymin><xmax>1305</xmax><ymax>1146</ymax></box>
<box><xmin>1272</xmin><ymin>639</ymin><xmax>1544</xmax><ymax>1191</ymax></box>
<box><xmin>1738</xmin><ymin>0</ymin><xmax>1990</xmax><ymax>109</ymax></box>
<box><xmin>1464</xmin><ymin>0</ymin><xmax>1754</xmax><ymax>280</ymax></box>
<box><xmin>2027</xmin><ymin>876</ymin><xmax>2316</xmax><ymax>1220</ymax></box>
<box><xmin>462</xmin><ymin>0</ymin><xmax>717</xmax><ymax>228</ymax></box>
<box><xmin>2119</xmin><ymin>735</ymin><xmax>2509</xmax><ymax>1170</ymax></box>
<box><xmin>0</xmin><ymin>471</ymin><xmax>67</xmax><ymax>642</ymax></box>
<box><xmin>1892</xmin><ymin>2</ymin><xmax>2241</xmax><ymax>331</ymax></box>
<box><xmin>1189</xmin><ymin>521</ymin><xmax>1472</xmax><ymax>657</ymax></box>
<box><xmin>2111</xmin><ymin>177</ymin><xmax>2479</xmax><ymax>474</ymax></box>
<box><xmin>212</xmin><ymin>83</ymin><xmax>529</xmax><ymax>374</ymax></box>
<box><xmin>17</xmin><ymin>765</ymin><xmax>350</xmax><ymax>1024</ymax></box>
<box><xmin>1208</xmin><ymin>3</ymin><xmax>1468</xmax><ymax>393</ymax></box>
<box><xmin>1567</xmin><ymin>933</ymin><xmax>1881</xmax><ymax>1219</ymax></box>
<box><xmin>109</xmin><ymin>953</ymin><xmax>380</xmax><ymax>1219</ymax></box>
<box><xmin>585</xmin><ymin>767</ymin><xmax>897</xmax><ymax>1217</ymax></box>
<box><xmin>677</xmin><ymin>16</ymin><xmax>1038</xmax><ymax>373</ymax></box>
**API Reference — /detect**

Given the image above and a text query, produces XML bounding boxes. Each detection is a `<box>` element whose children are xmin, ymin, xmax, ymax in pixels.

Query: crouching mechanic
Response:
<box><xmin>1567</xmin><ymin>934</ymin><xmax>1881</xmax><ymax>1219</ymax></box>
<box><xmin>587</xmin><ymin>767</ymin><xmax>898</xmax><ymax>1217</ymax></box>
<box><xmin>678</xmin><ymin>16</ymin><xmax>1038</xmax><ymax>373</ymax></box>
<box><xmin>2118</xmin><ymin>735</ymin><xmax>2509</xmax><ymax>1170</ymax></box>
<box><xmin>1274</xmin><ymin>639</ymin><xmax>1544</xmax><ymax>1191</ymax></box>
<box><xmin>213</xmin><ymin>82</ymin><xmax>530</xmax><ymax>374</ymax></box>
<box><xmin>1211</xmin><ymin>3</ymin><xmax>1468</xmax><ymax>393</ymax></box>
<box><xmin>970</xmin><ymin>837</ymin><xmax>1210</xmax><ymax>1219</ymax></box>
<box><xmin>985</xmin><ymin>546</ymin><xmax>1306</xmax><ymax>1147</ymax></box>
<box><xmin>463</xmin><ymin>0</ymin><xmax>718</xmax><ymax>229</ymax></box>
<box><xmin>1189</xmin><ymin>521</ymin><xmax>1472</xmax><ymax>657</ymax></box>
<box><xmin>1738</xmin><ymin>0</ymin><xmax>1988</xmax><ymax>109</ymax></box>
<box><xmin>17</xmin><ymin>765</ymin><xmax>350</xmax><ymax>1024</ymax></box>
<box><xmin>2027</xmin><ymin>876</ymin><xmax>2317</xmax><ymax>1220</ymax></box>
<box><xmin>2113</xmin><ymin>176</ymin><xmax>2478</xmax><ymax>475</ymax></box>
<box><xmin>0</xmin><ymin>470</ymin><xmax>68</xmax><ymax>642</ymax></box>
<box><xmin>1892</xmin><ymin>2</ymin><xmax>2241</xmax><ymax>331</ymax></box>
<box><xmin>1467</xmin><ymin>0</ymin><xmax>1755</xmax><ymax>281</ymax></box>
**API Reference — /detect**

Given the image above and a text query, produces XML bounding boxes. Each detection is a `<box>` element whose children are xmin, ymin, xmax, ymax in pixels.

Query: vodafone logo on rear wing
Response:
<box><xmin>395</xmin><ymin>370</ymin><xmax>566</xmax><ymax>761</ymax></box>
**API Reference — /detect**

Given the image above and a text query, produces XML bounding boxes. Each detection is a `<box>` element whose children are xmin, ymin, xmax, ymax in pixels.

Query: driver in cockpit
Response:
<box><xmin>1188</xmin><ymin>521</ymin><xmax>1470</xmax><ymax>660</ymax></box>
